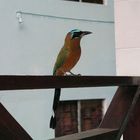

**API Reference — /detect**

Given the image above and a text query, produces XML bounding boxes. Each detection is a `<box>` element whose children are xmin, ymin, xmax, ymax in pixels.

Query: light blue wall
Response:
<box><xmin>0</xmin><ymin>0</ymin><xmax>115</xmax><ymax>139</ymax></box>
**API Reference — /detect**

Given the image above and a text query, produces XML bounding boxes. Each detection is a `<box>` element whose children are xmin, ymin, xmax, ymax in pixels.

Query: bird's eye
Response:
<box><xmin>71</xmin><ymin>32</ymin><xmax>82</xmax><ymax>39</ymax></box>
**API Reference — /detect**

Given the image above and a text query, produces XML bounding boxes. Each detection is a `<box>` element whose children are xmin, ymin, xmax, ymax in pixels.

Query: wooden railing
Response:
<box><xmin>0</xmin><ymin>75</ymin><xmax>140</xmax><ymax>140</ymax></box>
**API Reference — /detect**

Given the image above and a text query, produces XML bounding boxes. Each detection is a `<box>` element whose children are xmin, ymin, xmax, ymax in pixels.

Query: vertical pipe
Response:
<box><xmin>77</xmin><ymin>100</ymin><xmax>81</xmax><ymax>132</ymax></box>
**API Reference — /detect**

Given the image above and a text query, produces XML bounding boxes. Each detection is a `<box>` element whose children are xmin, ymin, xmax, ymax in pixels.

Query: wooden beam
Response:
<box><xmin>50</xmin><ymin>128</ymin><xmax>118</xmax><ymax>140</ymax></box>
<box><xmin>116</xmin><ymin>86</ymin><xmax>140</xmax><ymax>139</ymax></box>
<box><xmin>0</xmin><ymin>103</ymin><xmax>33</xmax><ymax>140</ymax></box>
<box><xmin>123</xmin><ymin>88</ymin><xmax>140</xmax><ymax>140</ymax></box>
<box><xmin>99</xmin><ymin>86</ymin><xmax>138</xmax><ymax>129</ymax></box>
<box><xmin>0</xmin><ymin>75</ymin><xmax>139</xmax><ymax>91</ymax></box>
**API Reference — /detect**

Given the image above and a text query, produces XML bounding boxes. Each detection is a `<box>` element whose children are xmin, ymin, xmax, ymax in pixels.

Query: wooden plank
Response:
<box><xmin>124</xmin><ymin>88</ymin><xmax>140</xmax><ymax>140</ymax></box>
<box><xmin>0</xmin><ymin>75</ymin><xmax>139</xmax><ymax>91</ymax></box>
<box><xmin>50</xmin><ymin>128</ymin><xmax>118</xmax><ymax>140</ymax></box>
<box><xmin>116</xmin><ymin>86</ymin><xmax>140</xmax><ymax>139</ymax></box>
<box><xmin>99</xmin><ymin>86</ymin><xmax>138</xmax><ymax>129</ymax></box>
<box><xmin>0</xmin><ymin>103</ymin><xmax>33</xmax><ymax>140</ymax></box>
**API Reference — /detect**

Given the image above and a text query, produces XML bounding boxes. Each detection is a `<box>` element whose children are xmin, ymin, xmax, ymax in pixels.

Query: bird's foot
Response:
<box><xmin>68</xmin><ymin>71</ymin><xmax>81</xmax><ymax>76</ymax></box>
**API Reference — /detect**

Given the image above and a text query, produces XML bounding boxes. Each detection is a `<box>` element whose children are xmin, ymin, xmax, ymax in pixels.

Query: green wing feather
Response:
<box><xmin>53</xmin><ymin>46</ymin><xmax>69</xmax><ymax>75</ymax></box>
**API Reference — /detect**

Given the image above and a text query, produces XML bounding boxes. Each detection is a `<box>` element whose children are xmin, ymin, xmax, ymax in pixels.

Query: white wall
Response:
<box><xmin>115</xmin><ymin>0</ymin><xmax>140</xmax><ymax>76</ymax></box>
<box><xmin>0</xmin><ymin>0</ymin><xmax>115</xmax><ymax>139</ymax></box>
<box><xmin>115</xmin><ymin>2</ymin><xmax>140</xmax><ymax>140</ymax></box>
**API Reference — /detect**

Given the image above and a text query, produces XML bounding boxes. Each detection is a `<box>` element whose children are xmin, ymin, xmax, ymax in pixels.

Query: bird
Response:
<box><xmin>50</xmin><ymin>29</ymin><xmax>92</xmax><ymax>129</ymax></box>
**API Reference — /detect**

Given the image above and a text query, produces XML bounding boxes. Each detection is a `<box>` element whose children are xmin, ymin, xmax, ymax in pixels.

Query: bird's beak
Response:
<box><xmin>82</xmin><ymin>31</ymin><xmax>92</xmax><ymax>36</ymax></box>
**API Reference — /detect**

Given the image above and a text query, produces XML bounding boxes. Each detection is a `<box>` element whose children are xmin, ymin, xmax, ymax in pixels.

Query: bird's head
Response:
<box><xmin>69</xmin><ymin>29</ymin><xmax>92</xmax><ymax>40</ymax></box>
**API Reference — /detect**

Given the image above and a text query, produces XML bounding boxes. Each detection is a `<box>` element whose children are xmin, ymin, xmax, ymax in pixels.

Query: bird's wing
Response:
<box><xmin>53</xmin><ymin>46</ymin><xmax>69</xmax><ymax>75</ymax></box>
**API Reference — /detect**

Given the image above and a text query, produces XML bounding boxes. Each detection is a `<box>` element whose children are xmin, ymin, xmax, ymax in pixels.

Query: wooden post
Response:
<box><xmin>124</xmin><ymin>98</ymin><xmax>140</xmax><ymax>140</ymax></box>
<box><xmin>0</xmin><ymin>103</ymin><xmax>33</xmax><ymax>140</ymax></box>
<box><xmin>100</xmin><ymin>86</ymin><xmax>138</xmax><ymax>129</ymax></box>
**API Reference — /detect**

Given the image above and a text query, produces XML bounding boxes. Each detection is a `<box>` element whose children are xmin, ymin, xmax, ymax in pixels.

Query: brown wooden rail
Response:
<box><xmin>0</xmin><ymin>75</ymin><xmax>140</xmax><ymax>140</ymax></box>
<box><xmin>0</xmin><ymin>75</ymin><xmax>139</xmax><ymax>90</ymax></box>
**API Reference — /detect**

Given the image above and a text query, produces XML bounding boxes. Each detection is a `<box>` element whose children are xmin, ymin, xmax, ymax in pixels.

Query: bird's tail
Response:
<box><xmin>50</xmin><ymin>88</ymin><xmax>61</xmax><ymax>129</ymax></box>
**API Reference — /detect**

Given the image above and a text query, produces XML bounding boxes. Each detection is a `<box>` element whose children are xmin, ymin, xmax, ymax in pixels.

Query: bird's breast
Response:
<box><xmin>62</xmin><ymin>47</ymin><xmax>81</xmax><ymax>72</ymax></box>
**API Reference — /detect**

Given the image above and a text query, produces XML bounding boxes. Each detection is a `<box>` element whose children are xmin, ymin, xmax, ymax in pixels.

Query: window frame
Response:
<box><xmin>55</xmin><ymin>99</ymin><xmax>104</xmax><ymax>137</ymax></box>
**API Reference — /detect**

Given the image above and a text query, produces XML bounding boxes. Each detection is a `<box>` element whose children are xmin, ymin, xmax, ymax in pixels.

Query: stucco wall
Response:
<box><xmin>115</xmin><ymin>0</ymin><xmax>140</xmax><ymax>76</ymax></box>
<box><xmin>0</xmin><ymin>0</ymin><xmax>115</xmax><ymax>139</ymax></box>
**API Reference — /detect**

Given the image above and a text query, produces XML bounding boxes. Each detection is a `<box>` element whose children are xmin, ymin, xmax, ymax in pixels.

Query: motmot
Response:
<box><xmin>50</xmin><ymin>29</ymin><xmax>92</xmax><ymax>129</ymax></box>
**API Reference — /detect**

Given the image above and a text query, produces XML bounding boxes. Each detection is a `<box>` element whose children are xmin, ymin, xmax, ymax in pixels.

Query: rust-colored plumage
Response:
<box><xmin>50</xmin><ymin>29</ymin><xmax>92</xmax><ymax>129</ymax></box>
<box><xmin>54</xmin><ymin>33</ymin><xmax>81</xmax><ymax>75</ymax></box>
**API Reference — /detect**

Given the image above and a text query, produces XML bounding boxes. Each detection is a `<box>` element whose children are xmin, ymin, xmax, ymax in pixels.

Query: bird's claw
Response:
<box><xmin>67</xmin><ymin>71</ymin><xmax>81</xmax><ymax>76</ymax></box>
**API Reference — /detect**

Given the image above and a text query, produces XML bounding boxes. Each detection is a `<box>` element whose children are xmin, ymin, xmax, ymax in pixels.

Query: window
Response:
<box><xmin>55</xmin><ymin>99</ymin><xmax>103</xmax><ymax>137</ymax></box>
<box><xmin>64</xmin><ymin>0</ymin><xmax>104</xmax><ymax>4</ymax></box>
